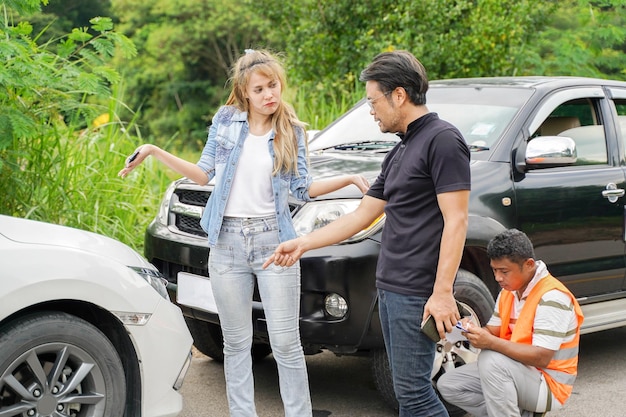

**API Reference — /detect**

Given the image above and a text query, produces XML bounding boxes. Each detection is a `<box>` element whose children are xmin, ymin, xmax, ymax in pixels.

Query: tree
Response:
<box><xmin>522</xmin><ymin>0</ymin><xmax>626</xmax><ymax>79</ymax></box>
<box><xmin>111</xmin><ymin>0</ymin><xmax>273</xmax><ymax>146</ymax></box>
<box><xmin>27</xmin><ymin>0</ymin><xmax>113</xmax><ymax>46</ymax></box>
<box><xmin>258</xmin><ymin>0</ymin><xmax>557</xmax><ymax>90</ymax></box>
<box><xmin>19</xmin><ymin>0</ymin><xmax>626</xmax><ymax>147</ymax></box>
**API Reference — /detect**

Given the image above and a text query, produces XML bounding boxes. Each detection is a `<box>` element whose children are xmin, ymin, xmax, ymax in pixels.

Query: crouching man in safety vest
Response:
<box><xmin>437</xmin><ymin>228</ymin><xmax>584</xmax><ymax>417</ymax></box>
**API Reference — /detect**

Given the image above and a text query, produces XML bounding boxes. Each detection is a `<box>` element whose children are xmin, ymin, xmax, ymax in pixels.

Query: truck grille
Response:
<box><xmin>176</xmin><ymin>213</ymin><xmax>207</xmax><ymax>237</ymax></box>
<box><xmin>171</xmin><ymin>188</ymin><xmax>210</xmax><ymax>238</ymax></box>
<box><xmin>178</xmin><ymin>189</ymin><xmax>209</xmax><ymax>206</ymax></box>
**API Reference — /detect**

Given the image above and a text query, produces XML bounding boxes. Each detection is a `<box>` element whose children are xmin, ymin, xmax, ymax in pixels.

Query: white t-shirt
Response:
<box><xmin>223</xmin><ymin>130</ymin><xmax>275</xmax><ymax>217</ymax></box>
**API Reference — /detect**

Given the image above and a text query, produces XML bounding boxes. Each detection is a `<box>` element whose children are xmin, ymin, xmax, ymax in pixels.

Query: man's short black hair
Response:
<box><xmin>359</xmin><ymin>50</ymin><xmax>428</xmax><ymax>105</ymax></box>
<box><xmin>486</xmin><ymin>228</ymin><xmax>535</xmax><ymax>266</ymax></box>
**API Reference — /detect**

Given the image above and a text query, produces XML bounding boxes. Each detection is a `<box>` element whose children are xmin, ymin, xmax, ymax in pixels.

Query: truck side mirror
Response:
<box><xmin>525</xmin><ymin>136</ymin><xmax>577</xmax><ymax>168</ymax></box>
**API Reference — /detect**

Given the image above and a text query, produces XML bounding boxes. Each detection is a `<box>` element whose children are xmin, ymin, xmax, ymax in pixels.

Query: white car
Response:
<box><xmin>0</xmin><ymin>215</ymin><xmax>193</xmax><ymax>417</ymax></box>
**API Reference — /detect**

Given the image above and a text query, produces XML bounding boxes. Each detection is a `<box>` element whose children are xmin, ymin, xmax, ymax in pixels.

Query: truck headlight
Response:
<box><xmin>292</xmin><ymin>200</ymin><xmax>385</xmax><ymax>243</ymax></box>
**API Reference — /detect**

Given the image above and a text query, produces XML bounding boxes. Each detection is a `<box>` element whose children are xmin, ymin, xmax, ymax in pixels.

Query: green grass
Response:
<box><xmin>0</xmin><ymin>111</ymin><xmax>176</xmax><ymax>254</ymax></box>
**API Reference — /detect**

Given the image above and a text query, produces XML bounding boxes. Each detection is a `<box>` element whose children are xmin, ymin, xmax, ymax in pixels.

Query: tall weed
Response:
<box><xmin>1</xmin><ymin>100</ymin><xmax>175</xmax><ymax>252</ymax></box>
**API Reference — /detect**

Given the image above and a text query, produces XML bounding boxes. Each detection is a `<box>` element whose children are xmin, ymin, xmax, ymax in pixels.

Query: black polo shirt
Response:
<box><xmin>366</xmin><ymin>112</ymin><xmax>471</xmax><ymax>297</ymax></box>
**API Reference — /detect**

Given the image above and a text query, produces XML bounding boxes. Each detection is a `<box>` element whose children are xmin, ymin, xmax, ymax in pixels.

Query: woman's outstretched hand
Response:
<box><xmin>118</xmin><ymin>145</ymin><xmax>150</xmax><ymax>178</ymax></box>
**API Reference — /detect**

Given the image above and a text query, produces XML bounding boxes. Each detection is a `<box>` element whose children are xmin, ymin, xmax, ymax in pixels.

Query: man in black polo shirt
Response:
<box><xmin>264</xmin><ymin>50</ymin><xmax>471</xmax><ymax>416</ymax></box>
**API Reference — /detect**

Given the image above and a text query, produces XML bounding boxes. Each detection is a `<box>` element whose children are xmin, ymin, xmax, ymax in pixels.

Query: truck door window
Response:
<box><xmin>535</xmin><ymin>98</ymin><xmax>607</xmax><ymax>165</ymax></box>
<box><xmin>612</xmin><ymin>99</ymin><xmax>626</xmax><ymax>141</ymax></box>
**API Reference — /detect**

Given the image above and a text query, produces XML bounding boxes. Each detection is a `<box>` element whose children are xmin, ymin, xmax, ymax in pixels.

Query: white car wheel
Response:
<box><xmin>0</xmin><ymin>311</ymin><xmax>126</xmax><ymax>417</ymax></box>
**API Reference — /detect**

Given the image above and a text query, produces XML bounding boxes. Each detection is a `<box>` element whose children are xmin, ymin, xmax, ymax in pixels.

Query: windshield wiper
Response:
<box><xmin>333</xmin><ymin>141</ymin><xmax>398</xmax><ymax>151</ymax></box>
<box><xmin>468</xmin><ymin>144</ymin><xmax>490</xmax><ymax>152</ymax></box>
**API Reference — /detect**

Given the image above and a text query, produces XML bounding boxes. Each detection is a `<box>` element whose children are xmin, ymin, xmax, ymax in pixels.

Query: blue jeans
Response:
<box><xmin>378</xmin><ymin>289</ymin><xmax>449</xmax><ymax>417</ymax></box>
<box><xmin>209</xmin><ymin>216</ymin><xmax>312</xmax><ymax>417</ymax></box>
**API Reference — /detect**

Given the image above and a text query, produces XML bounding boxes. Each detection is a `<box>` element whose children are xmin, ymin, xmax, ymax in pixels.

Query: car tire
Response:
<box><xmin>0</xmin><ymin>311</ymin><xmax>126</xmax><ymax>417</ymax></box>
<box><xmin>185</xmin><ymin>318</ymin><xmax>272</xmax><ymax>363</ymax></box>
<box><xmin>370</xmin><ymin>348</ymin><xmax>397</xmax><ymax>411</ymax></box>
<box><xmin>371</xmin><ymin>269</ymin><xmax>494</xmax><ymax>416</ymax></box>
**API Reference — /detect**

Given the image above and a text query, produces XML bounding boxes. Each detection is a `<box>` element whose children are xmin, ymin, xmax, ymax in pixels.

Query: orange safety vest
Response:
<box><xmin>498</xmin><ymin>274</ymin><xmax>584</xmax><ymax>405</ymax></box>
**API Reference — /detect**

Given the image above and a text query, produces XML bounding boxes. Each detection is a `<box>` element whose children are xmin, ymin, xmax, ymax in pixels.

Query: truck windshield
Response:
<box><xmin>309</xmin><ymin>85</ymin><xmax>533</xmax><ymax>155</ymax></box>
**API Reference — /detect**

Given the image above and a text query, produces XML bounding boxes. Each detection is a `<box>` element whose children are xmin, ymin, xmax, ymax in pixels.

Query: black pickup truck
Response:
<box><xmin>145</xmin><ymin>76</ymin><xmax>626</xmax><ymax>413</ymax></box>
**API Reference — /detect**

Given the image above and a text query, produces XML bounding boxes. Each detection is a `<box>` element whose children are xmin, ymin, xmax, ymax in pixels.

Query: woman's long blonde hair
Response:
<box><xmin>226</xmin><ymin>49</ymin><xmax>307</xmax><ymax>175</ymax></box>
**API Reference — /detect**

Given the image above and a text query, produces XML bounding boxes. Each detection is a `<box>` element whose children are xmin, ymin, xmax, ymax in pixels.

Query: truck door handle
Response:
<box><xmin>602</xmin><ymin>183</ymin><xmax>625</xmax><ymax>203</ymax></box>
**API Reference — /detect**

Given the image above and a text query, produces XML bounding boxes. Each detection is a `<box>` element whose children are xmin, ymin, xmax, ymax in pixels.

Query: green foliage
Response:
<box><xmin>0</xmin><ymin>11</ymin><xmax>137</xmax><ymax>154</ymax></box>
<box><xmin>85</xmin><ymin>0</ymin><xmax>626</xmax><ymax>148</ymax></box>
<box><xmin>0</xmin><ymin>1</ymin><xmax>165</xmax><ymax>251</ymax></box>
<box><xmin>259</xmin><ymin>0</ymin><xmax>556</xmax><ymax>89</ymax></box>
<box><xmin>25</xmin><ymin>0</ymin><xmax>113</xmax><ymax>47</ymax></box>
<box><xmin>410</xmin><ymin>0</ymin><xmax>556</xmax><ymax>78</ymax></box>
<box><xmin>255</xmin><ymin>0</ymin><xmax>377</xmax><ymax>101</ymax></box>
<box><xmin>260</xmin><ymin>0</ymin><xmax>626</xmax><ymax>119</ymax></box>
<box><xmin>2</xmin><ymin>0</ymin><xmax>46</xmax><ymax>15</ymax></box>
<box><xmin>111</xmin><ymin>0</ymin><xmax>272</xmax><ymax>147</ymax></box>
<box><xmin>521</xmin><ymin>0</ymin><xmax>626</xmax><ymax>79</ymax></box>
<box><xmin>292</xmin><ymin>79</ymin><xmax>365</xmax><ymax>131</ymax></box>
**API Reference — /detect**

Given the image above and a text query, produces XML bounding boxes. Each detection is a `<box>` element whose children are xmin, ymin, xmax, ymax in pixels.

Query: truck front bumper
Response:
<box><xmin>145</xmin><ymin>219</ymin><xmax>385</xmax><ymax>354</ymax></box>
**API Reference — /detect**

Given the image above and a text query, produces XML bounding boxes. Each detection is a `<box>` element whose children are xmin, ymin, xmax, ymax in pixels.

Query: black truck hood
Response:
<box><xmin>308</xmin><ymin>150</ymin><xmax>386</xmax><ymax>199</ymax></box>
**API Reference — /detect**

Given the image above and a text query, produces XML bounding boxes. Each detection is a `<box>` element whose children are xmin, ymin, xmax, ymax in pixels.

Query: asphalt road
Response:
<box><xmin>179</xmin><ymin>326</ymin><xmax>626</xmax><ymax>417</ymax></box>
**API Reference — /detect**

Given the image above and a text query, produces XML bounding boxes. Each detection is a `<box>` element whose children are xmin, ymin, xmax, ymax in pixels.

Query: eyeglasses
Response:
<box><xmin>366</xmin><ymin>91</ymin><xmax>392</xmax><ymax>109</ymax></box>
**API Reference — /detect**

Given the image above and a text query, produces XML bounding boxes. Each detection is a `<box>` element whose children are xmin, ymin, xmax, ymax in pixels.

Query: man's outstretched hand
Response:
<box><xmin>262</xmin><ymin>238</ymin><xmax>305</xmax><ymax>269</ymax></box>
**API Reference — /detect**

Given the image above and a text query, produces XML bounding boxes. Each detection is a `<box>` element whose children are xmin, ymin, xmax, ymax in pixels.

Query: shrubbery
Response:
<box><xmin>0</xmin><ymin>0</ymin><xmax>170</xmax><ymax>251</ymax></box>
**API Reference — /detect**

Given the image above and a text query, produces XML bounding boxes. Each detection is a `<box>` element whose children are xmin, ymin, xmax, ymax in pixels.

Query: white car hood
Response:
<box><xmin>0</xmin><ymin>215</ymin><xmax>148</xmax><ymax>266</ymax></box>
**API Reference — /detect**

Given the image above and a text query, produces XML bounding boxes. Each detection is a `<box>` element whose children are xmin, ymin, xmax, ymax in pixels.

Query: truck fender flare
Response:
<box><xmin>465</xmin><ymin>215</ymin><xmax>508</xmax><ymax>247</ymax></box>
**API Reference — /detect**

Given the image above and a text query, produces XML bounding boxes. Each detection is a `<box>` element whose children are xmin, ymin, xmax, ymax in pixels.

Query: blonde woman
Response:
<box><xmin>119</xmin><ymin>49</ymin><xmax>368</xmax><ymax>417</ymax></box>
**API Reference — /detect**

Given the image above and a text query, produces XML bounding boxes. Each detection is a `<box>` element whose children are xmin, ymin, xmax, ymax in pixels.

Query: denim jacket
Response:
<box><xmin>198</xmin><ymin>105</ymin><xmax>313</xmax><ymax>246</ymax></box>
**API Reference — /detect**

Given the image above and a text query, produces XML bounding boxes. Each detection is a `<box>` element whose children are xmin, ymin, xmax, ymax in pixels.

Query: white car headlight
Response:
<box><xmin>130</xmin><ymin>266</ymin><xmax>170</xmax><ymax>300</ymax></box>
<box><xmin>292</xmin><ymin>200</ymin><xmax>385</xmax><ymax>243</ymax></box>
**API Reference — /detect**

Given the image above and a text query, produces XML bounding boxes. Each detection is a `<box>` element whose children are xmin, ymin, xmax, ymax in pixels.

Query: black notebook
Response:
<box><xmin>420</xmin><ymin>301</ymin><xmax>470</xmax><ymax>343</ymax></box>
